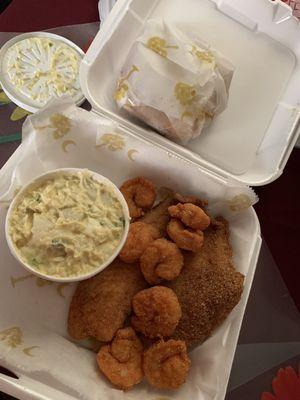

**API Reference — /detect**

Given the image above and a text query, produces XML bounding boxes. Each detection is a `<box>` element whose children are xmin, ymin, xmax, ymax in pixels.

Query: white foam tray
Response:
<box><xmin>0</xmin><ymin>100</ymin><xmax>261</xmax><ymax>400</ymax></box>
<box><xmin>80</xmin><ymin>0</ymin><xmax>300</xmax><ymax>185</ymax></box>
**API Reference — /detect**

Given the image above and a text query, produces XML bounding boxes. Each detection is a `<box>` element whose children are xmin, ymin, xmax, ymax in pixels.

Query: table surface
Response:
<box><xmin>0</xmin><ymin>1</ymin><xmax>299</xmax><ymax>400</ymax></box>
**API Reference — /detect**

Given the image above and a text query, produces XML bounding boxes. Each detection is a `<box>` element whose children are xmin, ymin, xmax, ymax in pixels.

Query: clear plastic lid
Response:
<box><xmin>0</xmin><ymin>32</ymin><xmax>85</xmax><ymax>113</ymax></box>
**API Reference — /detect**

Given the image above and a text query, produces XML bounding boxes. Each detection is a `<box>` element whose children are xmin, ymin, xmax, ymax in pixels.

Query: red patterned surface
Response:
<box><xmin>0</xmin><ymin>0</ymin><xmax>99</xmax><ymax>32</ymax></box>
<box><xmin>261</xmin><ymin>365</ymin><xmax>300</xmax><ymax>400</ymax></box>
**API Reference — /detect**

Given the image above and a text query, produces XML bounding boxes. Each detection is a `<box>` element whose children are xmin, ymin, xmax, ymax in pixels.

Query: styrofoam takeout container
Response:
<box><xmin>81</xmin><ymin>0</ymin><xmax>300</xmax><ymax>186</ymax></box>
<box><xmin>1</xmin><ymin>0</ymin><xmax>299</xmax><ymax>399</ymax></box>
<box><xmin>0</xmin><ymin>99</ymin><xmax>261</xmax><ymax>400</ymax></box>
<box><xmin>5</xmin><ymin>168</ymin><xmax>130</xmax><ymax>283</ymax></box>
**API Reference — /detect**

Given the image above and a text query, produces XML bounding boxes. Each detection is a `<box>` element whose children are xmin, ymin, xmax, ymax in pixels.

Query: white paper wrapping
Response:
<box><xmin>207</xmin><ymin>180</ymin><xmax>259</xmax><ymax>218</ymax></box>
<box><xmin>98</xmin><ymin>0</ymin><xmax>117</xmax><ymax>23</ymax></box>
<box><xmin>115</xmin><ymin>20</ymin><xmax>234</xmax><ymax>144</ymax></box>
<box><xmin>0</xmin><ymin>99</ymin><xmax>259</xmax><ymax>400</ymax></box>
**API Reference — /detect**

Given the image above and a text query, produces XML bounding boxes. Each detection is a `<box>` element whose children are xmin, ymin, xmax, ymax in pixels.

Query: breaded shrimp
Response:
<box><xmin>97</xmin><ymin>327</ymin><xmax>144</xmax><ymax>390</ymax></box>
<box><xmin>119</xmin><ymin>222</ymin><xmax>160</xmax><ymax>263</ymax></box>
<box><xmin>131</xmin><ymin>286</ymin><xmax>182</xmax><ymax>338</ymax></box>
<box><xmin>140</xmin><ymin>238</ymin><xmax>184</xmax><ymax>285</ymax></box>
<box><xmin>120</xmin><ymin>177</ymin><xmax>156</xmax><ymax>219</ymax></box>
<box><xmin>143</xmin><ymin>339</ymin><xmax>191</xmax><ymax>389</ymax></box>
<box><xmin>139</xmin><ymin>189</ymin><xmax>207</xmax><ymax>237</ymax></box>
<box><xmin>168</xmin><ymin>203</ymin><xmax>210</xmax><ymax>231</ymax></box>
<box><xmin>167</xmin><ymin>219</ymin><xmax>204</xmax><ymax>252</ymax></box>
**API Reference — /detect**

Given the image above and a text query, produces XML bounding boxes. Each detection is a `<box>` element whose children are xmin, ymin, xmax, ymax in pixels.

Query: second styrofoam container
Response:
<box><xmin>81</xmin><ymin>0</ymin><xmax>300</xmax><ymax>185</ymax></box>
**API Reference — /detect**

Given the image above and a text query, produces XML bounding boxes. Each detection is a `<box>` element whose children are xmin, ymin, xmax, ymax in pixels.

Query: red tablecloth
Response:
<box><xmin>0</xmin><ymin>0</ymin><xmax>99</xmax><ymax>32</ymax></box>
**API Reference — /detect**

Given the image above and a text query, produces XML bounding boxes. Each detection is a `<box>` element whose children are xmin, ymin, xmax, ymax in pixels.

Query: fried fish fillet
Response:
<box><xmin>68</xmin><ymin>259</ymin><xmax>148</xmax><ymax>342</ymax></box>
<box><xmin>139</xmin><ymin>189</ymin><xmax>175</xmax><ymax>237</ymax></box>
<box><xmin>167</xmin><ymin>217</ymin><xmax>244</xmax><ymax>348</ymax></box>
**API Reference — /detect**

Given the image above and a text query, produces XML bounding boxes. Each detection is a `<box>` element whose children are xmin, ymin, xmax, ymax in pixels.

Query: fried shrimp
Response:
<box><xmin>120</xmin><ymin>177</ymin><xmax>156</xmax><ymax>219</ymax></box>
<box><xmin>119</xmin><ymin>222</ymin><xmax>160</xmax><ymax>263</ymax></box>
<box><xmin>167</xmin><ymin>219</ymin><xmax>204</xmax><ymax>252</ymax></box>
<box><xmin>143</xmin><ymin>339</ymin><xmax>191</xmax><ymax>389</ymax></box>
<box><xmin>131</xmin><ymin>286</ymin><xmax>182</xmax><ymax>338</ymax></box>
<box><xmin>97</xmin><ymin>327</ymin><xmax>144</xmax><ymax>390</ymax></box>
<box><xmin>168</xmin><ymin>203</ymin><xmax>210</xmax><ymax>231</ymax></box>
<box><xmin>140</xmin><ymin>238</ymin><xmax>184</xmax><ymax>285</ymax></box>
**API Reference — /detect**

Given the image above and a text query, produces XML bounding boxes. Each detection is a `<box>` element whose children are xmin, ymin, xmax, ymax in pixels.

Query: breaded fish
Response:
<box><xmin>139</xmin><ymin>189</ymin><xmax>175</xmax><ymax>237</ymax></box>
<box><xmin>167</xmin><ymin>217</ymin><xmax>244</xmax><ymax>347</ymax></box>
<box><xmin>68</xmin><ymin>259</ymin><xmax>148</xmax><ymax>342</ymax></box>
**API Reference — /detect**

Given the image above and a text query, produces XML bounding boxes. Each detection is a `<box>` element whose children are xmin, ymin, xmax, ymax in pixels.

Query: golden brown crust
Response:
<box><xmin>131</xmin><ymin>286</ymin><xmax>182</xmax><ymax>339</ymax></box>
<box><xmin>97</xmin><ymin>327</ymin><xmax>144</xmax><ymax>390</ymax></box>
<box><xmin>139</xmin><ymin>189</ymin><xmax>176</xmax><ymax>237</ymax></box>
<box><xmin>119</xmin><ymin>222</ymin><xmax>160</xmax><ymax>263</ymax></box>
<box><xmin>174</xmin><ymin>192</ymin><xmax>208</xmax><ymax>208</ymax></box>
<box><xmin>68</xmin><ymin>259</ymin><xmax>148</xmax><ymax>342</ymax></box>
<box><xmin>168</xmin><ymin>203</ymin><xmax>211</xmax><ymax>231</ymax></box>
<box><xmin>167</xmin><ymin>219</ymin><xmax>204</xmax><ymax>252</ymax></box>
<box><xmin>139</xmin><ymin>189</ymin><xmax>207</xmax><ymax>238</ymax></box>
<box><xmin>143</xmin><ymin>339</ymin><xmax>191</xmax><ymax>389</ymax></box>
<box><xmin>167</xmin><ymin>217</ymin><xmax>244</xmax><ymax>347</ymax></box>
<box><xmin>120</xmin><ymin>177</ymin><xmax>156</xmax><ymax>219</ymax></box>
<box><xmin>140</xmin><ymin>238</ymin><xmax>184</xmax><ymax>285</ymax></box>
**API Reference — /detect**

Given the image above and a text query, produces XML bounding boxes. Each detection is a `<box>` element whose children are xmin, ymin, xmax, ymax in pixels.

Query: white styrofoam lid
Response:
<box><xmin>80</xmin><ymin>0</ymin><xmax>300</xmax><ymax>186</ymax></box>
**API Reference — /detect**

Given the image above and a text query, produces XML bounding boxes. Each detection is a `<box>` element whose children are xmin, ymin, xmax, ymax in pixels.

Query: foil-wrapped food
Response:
<box><xmin>114</xmin><ymin>20</ymin><xmax>235</xmax><ymax>144</ymax></box>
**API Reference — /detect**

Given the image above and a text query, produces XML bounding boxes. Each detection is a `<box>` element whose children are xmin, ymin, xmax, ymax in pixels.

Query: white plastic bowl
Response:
<box><xmin>5</xmin><ymin>168</ymin><xmax>130</xmax><ymax>283</ymax></box>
